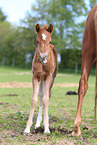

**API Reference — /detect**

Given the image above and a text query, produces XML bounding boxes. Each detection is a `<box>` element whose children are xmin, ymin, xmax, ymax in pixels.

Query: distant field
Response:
<box><xmin>0</xmin><ymin>66</ymin><xmax>97</xmax><ymax>144</ymax></box>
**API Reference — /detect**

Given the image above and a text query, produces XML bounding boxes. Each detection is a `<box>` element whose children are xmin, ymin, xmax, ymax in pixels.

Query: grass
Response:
<box><xmin>0</xmin><ymin>66</ymin><xmax>97</xmax><ymax>144</ymax></box>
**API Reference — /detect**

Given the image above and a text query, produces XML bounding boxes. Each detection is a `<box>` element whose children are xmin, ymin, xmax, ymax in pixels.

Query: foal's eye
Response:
<box><xmin>49</xmin><ymin>41</ymin><xmax>51</xmax><ymax>44</ymax></box>
<box><xmin>37</xmin><ymin>40</ymin><xmax>39</xmax><ymax>44</ymax></box>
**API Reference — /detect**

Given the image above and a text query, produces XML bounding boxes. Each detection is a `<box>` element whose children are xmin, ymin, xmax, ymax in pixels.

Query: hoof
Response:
<box><xmin>24</xmin><ymin>128</ymin><xmax>30</xmax><ymax>134</ymax></box>
<box><xmin>35</xmin><ymin>122</ymin><xmax>41</xmax><ymax>129</ymax></box>
<box><xmin>44</xmin><ymin>128</ymin><xmax>50</xmax><ymax>134</ymax></box>
<box><xmin>70</xmin><ymin>130</ymin><xmax>81</xmax><ymax>137</ymax></box>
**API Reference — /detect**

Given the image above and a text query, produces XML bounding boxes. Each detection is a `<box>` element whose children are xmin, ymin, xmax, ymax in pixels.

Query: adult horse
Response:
<box><xmin>71</xmin><ymin>5</ymin><xmax>97</xmax><ymax>136</ymax></box>
<box><xmin>24</xmin><ymin>24</ymin><xmax>58</xmax><ymax>134</ymax></box>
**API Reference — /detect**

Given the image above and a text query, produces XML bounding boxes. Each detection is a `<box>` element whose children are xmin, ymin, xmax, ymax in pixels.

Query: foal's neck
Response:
<box><xmin>38</xmin><ymin>46</ymin><xmax>51</xmax><ymax>65</ymax></box>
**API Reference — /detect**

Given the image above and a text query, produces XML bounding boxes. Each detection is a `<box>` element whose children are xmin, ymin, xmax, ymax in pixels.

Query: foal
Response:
<box><xmin>24</xmin><ymin>24</ymin><xmax>58</xmax><ymax>134</ymax></box>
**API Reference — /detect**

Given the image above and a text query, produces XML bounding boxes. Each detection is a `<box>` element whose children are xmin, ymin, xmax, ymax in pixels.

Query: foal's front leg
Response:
<box><xmin>43</xmin><ymin>74</ymin><xmax>52</xmax><ymax>133</ymax></box>
<box><xmin>24</xmin><ymin>77</ymin><xmax>40</xmax><ymax>134</ymax></box>
<box><xmin>35</xmin><ymin>82</ymin><xmax>43</xmax><ymax>128</ymax></box>
<box><xmin>35</xmin><ymin>95</ymin><xmax>43</xmax><ymax>128</ymax></box>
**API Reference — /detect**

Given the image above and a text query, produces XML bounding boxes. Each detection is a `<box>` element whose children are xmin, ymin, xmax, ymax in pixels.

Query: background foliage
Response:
<box><xmin>0</xmin><ymin>0</ymin><xmax>96</xmax><ymax>70</ymax></box>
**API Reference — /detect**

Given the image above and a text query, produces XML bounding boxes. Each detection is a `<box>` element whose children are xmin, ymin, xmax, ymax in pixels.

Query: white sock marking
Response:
<box><xmin>35</xmin><ymin>106</ymin><xmax>42</xmax><ymax>128</ymax></box>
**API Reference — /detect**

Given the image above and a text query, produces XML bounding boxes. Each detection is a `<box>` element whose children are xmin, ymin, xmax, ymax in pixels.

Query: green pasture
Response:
<box><xmin>0</xmin><ymin>66</ymin><xmax>97</xmax><ymax>145</ymax></box>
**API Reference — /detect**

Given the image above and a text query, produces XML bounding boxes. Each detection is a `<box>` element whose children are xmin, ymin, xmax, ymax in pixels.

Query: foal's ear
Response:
<box><xmin>35</xmin><ymin>24</ymin><xmax>41</xmax><ymax>33</ymax></box>
<box><xmin>47</xmin><ymin>24</ymin><xmax>53</xmax><ymax>33</ymax></box>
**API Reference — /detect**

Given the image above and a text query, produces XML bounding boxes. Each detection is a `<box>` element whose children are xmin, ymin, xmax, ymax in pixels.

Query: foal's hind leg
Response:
<box><xmin>71</xmin><ymin>54</ymin><xmax>95</xmax><ymax>136</ymax></box>
<box><xmin>49</xmin><ymin>75</ymin><xmax>55</xmax><ymax>97</ymax></box>
<box><xmin>24</xmin><ymin>77</ymin><xmax>40</xmax><ymax>134</ymax></box>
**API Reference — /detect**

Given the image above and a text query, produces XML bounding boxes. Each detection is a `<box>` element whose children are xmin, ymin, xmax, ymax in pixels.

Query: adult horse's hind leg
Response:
<box><xmin>24</xmin><ymin>77</ymin><xmax>40</xmax><ymax>134</ymax></box>
<box><xmin>71</xmin><ymin>54</ymin><xmax>95</xmax><ymax>136</ymax></box>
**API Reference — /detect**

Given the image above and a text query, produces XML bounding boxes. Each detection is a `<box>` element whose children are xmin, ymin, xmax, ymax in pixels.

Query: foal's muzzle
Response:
<box><xmin>39</xmin><ymin>53</ymin><xmax>48</xmax><ymax>64</ymax></box>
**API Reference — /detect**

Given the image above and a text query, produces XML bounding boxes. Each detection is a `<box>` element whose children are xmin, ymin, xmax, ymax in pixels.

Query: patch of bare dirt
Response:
<box><xmin>0</xmin><ymin>81</ymin><xmax>32</xmax><ymax>88</ymax></box>
<box><xmin>0</xmin><ymin>81</ymin><xmax>94</xmax><ymax>88</ymax></box>
<box><xmin>0</xmin><ymin>81</ymin><xmax>79</xmax><ymax>88</ymax></box>
<box><xmin>54</xmin><ymin>83</ymin><xmax>78</xmax><ymax>87</ymax></box>
<box><xmin>0</xmin><ymin>72</ymin><xmax>31</xmax><ymax>76</ymax></box>
<box><xmin>57</xmin><ymin>73</ymin><xmax>73</xmax><ymax>77</ymax></box>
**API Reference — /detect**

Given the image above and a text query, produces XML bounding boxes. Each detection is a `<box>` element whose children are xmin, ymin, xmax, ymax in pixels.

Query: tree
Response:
<box><xmin>89</xmin><ymin>0</ymin><xmax>96</xmax><ymax>9</ymax></box>
<box><xmin>0</xmin><ymin>22</ymin><xmax>13</xmax><ymax>65</ymax></box>
<box><xmin>0</xmin><ymin>8</ymin><xmax>7</xmax><ymax>22</ymax></box>
<box><xmin>28</xmin><ymin>0</ymin><xmax>88</xmax><ymax>50</ymax></box>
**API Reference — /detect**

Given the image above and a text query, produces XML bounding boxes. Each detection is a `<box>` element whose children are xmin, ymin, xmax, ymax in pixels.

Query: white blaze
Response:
<box><xmin>42</xmin><ymin>33</ymin><xmax>47</xmax><ymax>40</ymax></box>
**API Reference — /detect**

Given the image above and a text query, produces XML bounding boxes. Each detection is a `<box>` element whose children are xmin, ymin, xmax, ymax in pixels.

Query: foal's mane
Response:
<box><xmin>41</xmin><ymin>24</ymin><xmax>48</xmax><ymax>30</ymax></box>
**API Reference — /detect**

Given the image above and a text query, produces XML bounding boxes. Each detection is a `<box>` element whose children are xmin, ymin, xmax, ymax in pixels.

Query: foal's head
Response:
<box><xmin>35</xmin><ymin>24</ymin><xmax>53</xmax><ymax>64</ymax></box>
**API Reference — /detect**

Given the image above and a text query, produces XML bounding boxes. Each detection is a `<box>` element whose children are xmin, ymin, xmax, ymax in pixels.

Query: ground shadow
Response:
<box><xmin>30</xmin><ymin>126</ymin><xmax>72</xmax><ymax>135</ymax></box>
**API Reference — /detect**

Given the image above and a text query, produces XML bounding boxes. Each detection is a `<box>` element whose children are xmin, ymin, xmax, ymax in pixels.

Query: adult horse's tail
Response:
<box><xmin>94</xmin><ymin>10</ymin><xmax>97</xmax><ymax>123</ymax></box>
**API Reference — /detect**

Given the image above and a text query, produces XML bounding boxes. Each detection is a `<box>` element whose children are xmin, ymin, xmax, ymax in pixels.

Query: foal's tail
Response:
<box><xmin>94</xmin><ymin>10</ymin><xmax>97</xmax><ymax>123</ymax></box>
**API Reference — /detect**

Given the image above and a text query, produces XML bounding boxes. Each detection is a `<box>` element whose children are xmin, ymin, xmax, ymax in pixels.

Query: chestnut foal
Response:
<box><xmin>24</xmin><ymin>24</ymin><xmax>58</xmax><ymax>134</ymax></box>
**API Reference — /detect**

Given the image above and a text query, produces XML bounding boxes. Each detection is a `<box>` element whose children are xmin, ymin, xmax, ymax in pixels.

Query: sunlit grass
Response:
<box><xmin>0</xmin><ymin>66</ymin><xmax>97</xmax><ymax>144</ymax></box>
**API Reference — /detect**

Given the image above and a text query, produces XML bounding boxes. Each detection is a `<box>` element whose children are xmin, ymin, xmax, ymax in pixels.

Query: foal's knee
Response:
<box><xmin>43</xmin><ymin>98</ymin><xmax>49</xmax><ymax>106</ymax></box>
<box><xmin>31</xmin><ymin>97</ymin><xmax>38</xmax><ymax>107</ymax></box>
